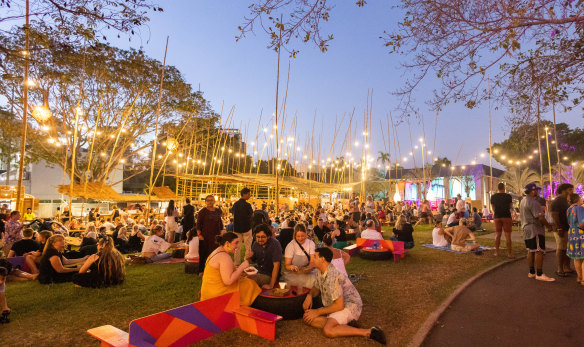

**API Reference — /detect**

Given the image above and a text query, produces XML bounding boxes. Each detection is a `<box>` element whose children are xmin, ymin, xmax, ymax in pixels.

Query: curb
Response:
<box><xmin>407</xmin><ymin>255</ymin><xmax>526</xmax><ymax>347</ymax></box>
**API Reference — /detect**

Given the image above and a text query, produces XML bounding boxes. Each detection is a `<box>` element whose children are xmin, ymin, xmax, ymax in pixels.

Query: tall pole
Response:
<box><xmin>15</xmin><ymin>0</ymin><xmax>30</xmax><ymax>213</ymax></box>
<box><xmin>274</xmin><ymin>15</ymin><xmax>282</xmax><ymax>213</ymax></box>
<box><xmin>544</xmin><ymin>127</ymin><xmax>553</xmax><ymax>196</ymax></box>
<box><xmin>488</xmin><ymin>78</ymin><xmax>493</xmax><ymax>211</ymax></box>
<box><xmin>552</xmin><ymin>89</ymin><xmax>561</xmax><ymax>179</ymax></box>
<box><xmin>68</xmin><ymin>108</ymin><xmax>81</xmax><ymax>217</ymax></box>
<box><xmin>146</xmin><ymin>36</ymin><xmax>169</xmax><ymax>221</ymax></box>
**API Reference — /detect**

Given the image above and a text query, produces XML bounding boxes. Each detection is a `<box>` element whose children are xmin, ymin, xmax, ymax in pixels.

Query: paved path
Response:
<box><xmin>424</xmin><ymin>252</ymin><xmax>583</xmax><ymax>347</ymax></box>
<box><xmin>478</xmin><ymin>230</ymin><xmax>525</xmax><ymax>243</ymax></box>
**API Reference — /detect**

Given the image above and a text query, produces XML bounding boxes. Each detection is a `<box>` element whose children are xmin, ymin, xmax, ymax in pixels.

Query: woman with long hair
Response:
<box><xmin>322</xmin><ymin>232</ymin><xmax>350</xmax><ymax>276</ymax></box>
<box><xmin>73</xmin><ymin>236</ymin><xmax>126</xmax><ymax>288</ymax></box>
<box><xmin>283</xmin><ymin>223</ymin><xmax>316</xmax><ymax>289</ymax></box>
<box><xmin>38</xmin><ymin>235</ymin><xmax>87</xmax><ymax>284</ymax></box>
<box><xmin>200</xmin><ymin>232</ymin><xmax>261</xmax><ymax>306</ymax></box>
<box><xmin>165</xmin><ymin>199</ymin><xmax>179</xmax><ymax>243</ymax></box>
<box><xmin>184</xmin><ymin>228</ymin><xmax>199</xmax><ymax>260</ymax></box>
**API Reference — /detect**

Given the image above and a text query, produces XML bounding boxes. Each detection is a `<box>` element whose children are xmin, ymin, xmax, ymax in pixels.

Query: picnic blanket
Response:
<box><xmin>422</xmin><ymin>244</ymin><xmax>493</xmax><ymax>254</ymax></box>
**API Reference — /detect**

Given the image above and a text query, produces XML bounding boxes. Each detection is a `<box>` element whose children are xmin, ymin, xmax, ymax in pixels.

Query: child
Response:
<box><xmin>0</xmin><ymin>266</ymin><xmax>10</xmax><ymax>323</ymax></box>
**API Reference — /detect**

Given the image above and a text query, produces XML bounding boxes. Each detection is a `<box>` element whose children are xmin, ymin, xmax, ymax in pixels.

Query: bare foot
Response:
<box><xmin>494</xmin><ymin>251</ymin><xmax>499</xmax><ymax>257</ymax></box>
<box><xmin>507</xmin><ymin>254</ymin><xmax>515</xmax><ymax>259</ymax></box>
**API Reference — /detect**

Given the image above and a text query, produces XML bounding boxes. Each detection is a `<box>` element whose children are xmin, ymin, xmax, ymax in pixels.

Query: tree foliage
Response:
<box><xmin>0</xmin><ymin>26</ymin><xmax>215</xmax><ymax>184</ymax></box>
<box><xmin>0</xmin><ymin>0</ymin><xmax>160</xmax><ymax>55</ymax></box>
<box><xmin>490</xmin><ymin>120</ymin><xmax>584</xmax><ymax>170</ymax></box>
<box><xmin>500</xmin><ymin>167</ymin><xmax>540</xmax><ymax>195</ymax></box>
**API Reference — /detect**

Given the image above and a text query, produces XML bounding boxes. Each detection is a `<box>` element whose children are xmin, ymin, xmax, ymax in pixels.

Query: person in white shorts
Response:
<box><xmin>302</xmin><ymin>247</ymin><xmax>386</xmax><ymax>344</ymax></box>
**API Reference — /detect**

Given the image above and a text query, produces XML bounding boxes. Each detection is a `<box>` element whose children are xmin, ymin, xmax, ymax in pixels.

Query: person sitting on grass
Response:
<box><xmin>126</xmin><ymin>225</ymin><xmax>145</xmax><ymax>253</ymax></box>
<box><xmin>0</xmin><ymin>267</ymin><xmax>10</xmax><ymax>324</ymax></box>
<box><xmin>391</xmin><ymin>215</ymin><xmax>415</xmax><ymax>249</ymax></box>
<box><xmin>361</xmin><ymin>220</ymin><xmax>384</xmax><ymax>240</ymax></box>
<box><xmin>322</xmin><ymin>232</ymin><xmax>350</xmax><ymax>277</ymax></box>
<box><xmin>184</xmin><ymin>228</ymin><xmax>199</xmax><ymax>261</ymax></box>
<box><xmin>38</xmin><ymin>234</ymin><xmax>88</xmax><ymax>284</ymax></box>
<box><xmin>432</xmin><ymin>220</ymin><xmax>451</xmax><ymax>247</ymax></box>
<box><xmin>471</xmin><ymin>207</ymin><xmax>483</xmax><ymax>231</ymax></box>
<box><xmin>443</xmin><ymin>218</ymin><xmax>481</xmax><ymax>252</ymax></box>
<box><xmin>200</xmin><ymin>232</ymin><xmax>261</xmax><ymax>306</ymax></box>
<box><xmin>446</xmin><ymin>209</ymin><xmax>460</xmax><ymax>227</ymax></box>
<box><xmin>7</xmin><ymin>228</ymin><xmax>39</xmax><ymax>258</ymax></box>
<box><xmin>141</xmin><ymin>225</ymin><xmax>179</xmax><ymax>263</ymax></box>
<box><xmin>80</xmin><ymin>224</ymin><xmax>98</xmax><ymax>248</ymax></box>
<box><xmin>245</xmin><ymin>224</ymin><xmax>282</xmax><ymax>289</ymax></box>
<box><xmin>302</xmin><ymin>247</ymin><xmax>386</xmax><ymax>344</ymax></box>
<box><xmin>73</xmin><ymin>236</ymin><xmax>125</xmax><ymax>288</ymax></box>
<box><xmin>24</xmin><ymin>231</ymin><xmax>52</xmax><ymax>274</ymax></box>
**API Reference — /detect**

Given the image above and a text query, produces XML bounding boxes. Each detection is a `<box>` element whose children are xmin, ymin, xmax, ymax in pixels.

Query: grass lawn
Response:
<box><xmin>2</xmin><ymin>223</ymin><xmax>526</xmax><ymax>347</ymax></box>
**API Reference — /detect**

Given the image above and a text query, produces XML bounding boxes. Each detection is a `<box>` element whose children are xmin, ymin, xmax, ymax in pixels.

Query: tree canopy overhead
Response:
<box><xmin>0</xmin><ymin>26</ymin><xmax>217</xmax><ymax>184</ymax></box>
<box><xmin>0</xmin><ymin>0</ymin><xmax>161</xmax><ymax>53</ymax></box>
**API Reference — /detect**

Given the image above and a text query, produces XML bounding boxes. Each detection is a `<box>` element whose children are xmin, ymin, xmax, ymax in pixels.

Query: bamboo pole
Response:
<box><xmin>146</xmin><ymin>36</ymin><xmax>169</xmax><ymax>220</ymax></box>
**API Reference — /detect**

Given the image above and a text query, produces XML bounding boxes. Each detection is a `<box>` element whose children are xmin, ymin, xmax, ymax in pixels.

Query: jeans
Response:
<box><xmin>148</xmin><ymin>252</ymin><xmax>172</xmax><ymax>263</ymax></box>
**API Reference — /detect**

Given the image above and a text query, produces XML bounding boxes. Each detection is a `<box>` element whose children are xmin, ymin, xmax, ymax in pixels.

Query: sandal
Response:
<box><xmin>555</xmin><ymin>271</ymin><xmax>567</xmax><ymax>277</ymax></box>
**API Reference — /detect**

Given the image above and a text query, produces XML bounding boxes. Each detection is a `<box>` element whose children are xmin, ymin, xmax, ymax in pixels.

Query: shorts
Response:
<box><xmin>524</xmin><ymin>235</ymin><xmax>546</xmax><ymax>252</ymax></box>
<box><xmin>451</xmin><ymin>244</ymin><xmax>472</xmax><ymax>252</ymax></box>
<box><xmin>420</xmin><ymin>212</ymin><xmax>428</xmax><ymax>218</ymax></box>
<box><xmin>328</xmin><ymin>307</ymin><xmax>358</xmax><ymax>325</ymax></box>
<box><xmin>553</xmin><ymin>231</ymin><xmax>568</xmax><ymax>251</ymax></box>
<box><xmin>494</xmin><ymin>218</ymin><xmax>513</xmax><ymax>234</ymax></box>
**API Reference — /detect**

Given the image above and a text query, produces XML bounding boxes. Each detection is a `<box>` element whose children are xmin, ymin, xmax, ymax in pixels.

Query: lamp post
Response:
<box><xmin>544</xmin><ymin>127</ymin><xmax>553</xmax><ymax>197</ymax></box>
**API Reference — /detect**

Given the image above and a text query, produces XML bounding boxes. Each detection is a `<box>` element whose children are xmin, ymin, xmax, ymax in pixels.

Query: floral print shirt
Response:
<box><xmin>315</xmin><ymin>264</ymin><xmax>362</xmax><ymax>318</ymax></box>
<box><xmin>3</xmin><ymin>219</ymin><xmax>22</xmax><ymax>246</ymax></box>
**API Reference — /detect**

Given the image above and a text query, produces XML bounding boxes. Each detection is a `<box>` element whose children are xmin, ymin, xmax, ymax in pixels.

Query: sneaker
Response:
<box><xmin>528</xmin><ymin>273</ymin><xmax>536</xmax><ymax>279</ymax></box>
<box><xmin>369</xmin><ymin>326</ymin><xmax>387</xmax><ymax>345</ymax></box>
<box><xmin>536</xmin><ymin>274</ymin><xmax>556</xmax><ymax>282</ymax></box>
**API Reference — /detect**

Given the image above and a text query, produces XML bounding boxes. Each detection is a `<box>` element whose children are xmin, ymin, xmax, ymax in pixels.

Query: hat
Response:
<box><xmin>524</xmin><ymin>183</ymin><xmax>541</xmax><ymax>193</ymax></box>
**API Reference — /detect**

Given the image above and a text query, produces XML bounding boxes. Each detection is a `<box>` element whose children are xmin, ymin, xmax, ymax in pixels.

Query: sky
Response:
<box><xmin>108</xmin><ymin>1</ymin><xmax>582</xmax><ymax>170</ymax></box>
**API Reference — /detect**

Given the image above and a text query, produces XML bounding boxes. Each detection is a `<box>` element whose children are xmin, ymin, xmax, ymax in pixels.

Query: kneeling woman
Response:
<box><xmin>38</xmin><ymin>235</ymin><xmax>87</xmax><ymax>284</ymax></box>
<box><xmin>73</xmin><ymin>237</ymin><xmax>126</xmax><ymax>288</ymax></box>
<box><xmin>200</xmin><ymin>232</ymin><xmax>261</xmax><ymax>306</ymax></box>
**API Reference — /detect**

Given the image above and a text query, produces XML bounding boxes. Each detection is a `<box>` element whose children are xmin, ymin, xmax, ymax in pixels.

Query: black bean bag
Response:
<box><xmin>359</xmin><ymin>248</ymin><xmax>392</xmax><ymax>260</ymax></box>
<box><xmin>252</xmin><ymin>288</ymin><xmax>310</xmax><ymax>320</ymax></box>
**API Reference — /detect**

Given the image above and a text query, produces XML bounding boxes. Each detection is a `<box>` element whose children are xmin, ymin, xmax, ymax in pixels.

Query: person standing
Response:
<box><xmin>566</xmin><ymin>193</ymin><xmax>584</xmax><ymax>284</ymax></box>
<box><xmin>490</xmin><ymin>183</ymin><xmax>514</xmax><ymax>258</ymax></box>
<box><xmin>550</xmin><ymin>183</ymin><xmax>574</xmax><ymax>276</ymax></box>
<box><xmin>164</xmin><ymin>200</ymin><xmax>179</xmax><ymax>243</ymax></box>
<box><xmin>2</xmin><ymin>211</ymin><xmax>23</xmax><ymax>255</ymax></box>
<box><xmin>519</xmin><ymin>183</ymin><xmax>555</xmax><ymax>282</ymax></box>
<box><xmin>196</xmin><ymin>195</ymin><xmax>224</xmax><ymax>275</ymax></box>
<box><xmin>232</xmin><ymin>188</ymin><xmax>253</xmax><ymax>266</ymax></box>
<box><xmin>181</xmin><ymin>198</ymin><xmax>195</xmax><ymax>241</ymax></box>
<box><xmin>455</xmin><ymin>194</ymin><xmax>465</xmax><ymax>215</ymax></box>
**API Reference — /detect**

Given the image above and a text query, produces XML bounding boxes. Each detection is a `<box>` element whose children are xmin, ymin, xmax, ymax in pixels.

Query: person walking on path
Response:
<box><xmin>566</xmin><ymin>193</ymin><xmax>584</xmax><ymax>285</ymax></box>
<box><xmin>490</xmin><ymin>182</ymin><xmax>514</xmax><ymax>258</ymax></box>
<box><xmin>550</xmin><ymin>183</ymin><xmax>575</xmax><ymax>277</ymax></box>
<box><xmin>232</xmin><ymin>187</ymin><xmax>253</xmax><ymax>266</ymax></box>
<box><xmin>519</xmin><ymin>183</ymin><xmax>555</xmax><ymax>282</ymax></box>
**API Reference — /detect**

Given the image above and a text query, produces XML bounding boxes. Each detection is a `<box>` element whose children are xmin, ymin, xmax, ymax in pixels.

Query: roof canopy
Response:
<box><xmin>58</xmin><ymin>182</ymin><xmax>175</xmax><ymax>202</ymax></box>
<box><xmin>173</xmin><ymin>173</ymin><xmax>357</xmax><ymax>196</ymax></box>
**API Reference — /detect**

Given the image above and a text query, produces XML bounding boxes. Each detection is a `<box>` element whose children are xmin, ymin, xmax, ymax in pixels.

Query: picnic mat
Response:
<box><xmin>422</xmin><ymin>244</ymin><xmax>494</xmax><ymax>254</ymax></box>
<box><xmin>155</xmin><ymin>257</ymin><xmax>185</xmax><ymax>264</ymax></box>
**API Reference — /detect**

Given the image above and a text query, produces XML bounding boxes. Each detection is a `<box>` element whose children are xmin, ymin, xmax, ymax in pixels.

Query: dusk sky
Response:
<box><xmin>111</xmin><ymin>1</ymin><xmax>582</xmax><ymax>170</ymax></box>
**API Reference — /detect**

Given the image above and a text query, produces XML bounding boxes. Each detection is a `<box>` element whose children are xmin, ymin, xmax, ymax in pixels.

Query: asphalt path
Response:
<box><xmin>424</xmin><ymin>251</ymin><xmax>584</xmax><ymax>347</ymax></box>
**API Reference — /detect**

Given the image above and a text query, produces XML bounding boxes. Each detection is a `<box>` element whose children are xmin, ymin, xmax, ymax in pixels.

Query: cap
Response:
<box><xmin>524</xmin><ymin>183</ymin><xmax>541</xmax><ymax>193</ymax></box>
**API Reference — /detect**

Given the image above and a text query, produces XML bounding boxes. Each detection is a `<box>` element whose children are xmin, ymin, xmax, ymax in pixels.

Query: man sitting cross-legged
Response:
<box><xmin>302</xmin><ymin>247</ymin><xmax>386</xmax><ymax>344</ymax></box>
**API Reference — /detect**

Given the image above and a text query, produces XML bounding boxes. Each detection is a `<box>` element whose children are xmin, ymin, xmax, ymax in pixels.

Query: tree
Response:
<box><xmin>490</xmin><ymin>121</ymin><xmax>584</xmax><ymax>170</ymax></box>
<box><xmin>240</xmin><ymin>1</ymin><xmax>584</xmax><ymax>113</ymax></box>
<box><xmin>500</xmin><ymin>167</ymin><xmax>540</xmax><ymax>196</ymax></box>
<box><xmin>0</xmin><ymin>0</ymin><xmax>160</xmax><ymax>55</ymax></box>
<box><xmin>0</xmin><ymin>27</ymin><xmax>214</xmax><ymax>184</ymax></box>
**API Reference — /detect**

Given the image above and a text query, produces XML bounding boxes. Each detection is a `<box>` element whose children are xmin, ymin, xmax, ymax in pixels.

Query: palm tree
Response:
<box><xmin>500</xmin><ymin>167</ymin><xmax>540</xmax><ymax>195</ymax></box>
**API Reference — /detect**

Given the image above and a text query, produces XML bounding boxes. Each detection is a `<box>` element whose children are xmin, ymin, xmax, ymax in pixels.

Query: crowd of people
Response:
<box><xmin>0</xmin><ymin>182</ymin><xmax>583</xmax><ymax>342</ymax></box>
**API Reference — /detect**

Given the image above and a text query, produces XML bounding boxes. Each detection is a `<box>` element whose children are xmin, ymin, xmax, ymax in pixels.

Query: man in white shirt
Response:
<box><xmin>455</xmin><ymin>195</ymin><xmax>465</xmax><ymax>213</ymax></box>
<box><xmin>446</xmin><ymin>211</ymin><xmax>459</xmax><ymax>227</ymax></box>
<box><xmin>360</xmin><ymin>220</ymin><xmax>384</xmax><ymax>240</ymax></box>
<box><xmin>481</xmin><ymin>205</ymin><xmax>490</xmax><ymax>218</ymax></box>
<box><xmin>142</xmin><ymin>225</ymin><xmax>177</xmax><ymax>263</ymax></box>
<box><xmin>102</xmin><ymin>218</ymin><xmax>116</xmax><ymax>231</ymax></box>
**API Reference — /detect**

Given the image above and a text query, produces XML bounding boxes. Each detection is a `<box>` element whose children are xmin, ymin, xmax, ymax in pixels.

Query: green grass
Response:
<box><xmin>3</xmin><ymin>223</ymin><xmax>523</xmax><ymax>347</ymax></box>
